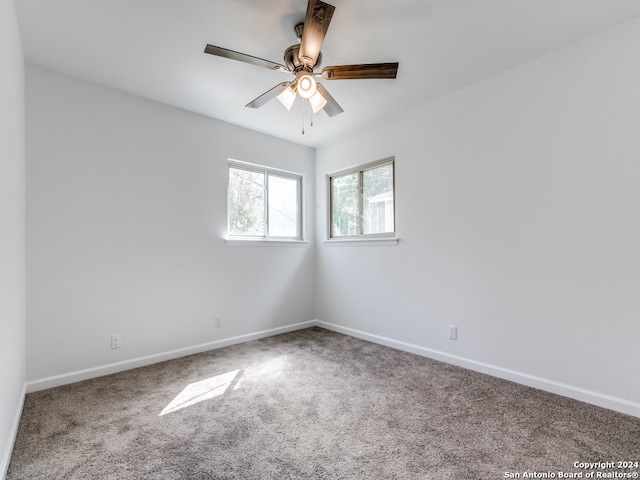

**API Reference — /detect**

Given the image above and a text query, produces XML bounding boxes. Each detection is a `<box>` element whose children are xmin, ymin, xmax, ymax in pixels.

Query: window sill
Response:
<box><xmin>323</xmin><ymin>237</ymin><xmax>399</xmax><ymax>247</ymax></box>
<box><xmin>226</xmin><ymin>238</ymin><xmax>309</xmax><ymax>247</ymax></box>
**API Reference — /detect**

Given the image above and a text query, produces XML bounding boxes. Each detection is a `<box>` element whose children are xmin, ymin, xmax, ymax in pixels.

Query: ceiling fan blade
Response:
<box><xmin>298</xmin><ymin>0</ymin><xmax>335</xmax><ymax>68</ymax></box>
<box><xmin>321</xmin><ymin>63</ymin><xmax>399</xmax><ymax>80</ymax></box>
<box><xmin>245</xmin><ymin>82</ymin><xmax>294</xmax><ymax>109</ymax></box>
<box><xmin>204</xmin><ymin>44</ymin><xmax>289</xmax><ymax>73</ymax></box>
<box><xmin>316</xmin><ymin>83</ymin><xmax>343</xmax><ymax>117</ymax></box>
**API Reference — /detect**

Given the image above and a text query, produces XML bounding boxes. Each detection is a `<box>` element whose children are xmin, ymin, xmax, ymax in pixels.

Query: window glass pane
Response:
<box><xmin>227</xmin><ymin>167</ymin><xmax>265</xmax><ymax>236</ymax></box>
<box><xmin>363</xmin><ymin>163</ymin><xmax>394</xmax><ymax>234</ymax></box>
<box><xmin>268</xmin><ymin>174</ymin><xmax>298</xmax><ymax>237</ymax></box>
<box><xmin>332</xmin><ymin>173</ymin><xmax>359</xmax><ymax>237</ymax></box>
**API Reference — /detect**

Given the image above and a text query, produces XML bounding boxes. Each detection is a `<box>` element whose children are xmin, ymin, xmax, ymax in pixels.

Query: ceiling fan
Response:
<box><xmin>204</xmin><ymin>0</ymin><xmax>399</xmax><ymax>118</ymax></box>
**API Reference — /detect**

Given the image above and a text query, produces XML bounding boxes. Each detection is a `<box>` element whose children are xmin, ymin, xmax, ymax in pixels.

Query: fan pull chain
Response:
<box><xmin>301</xmin><ymin>99</ymin><xmax>315</xmax><ymax>135</ymax></box>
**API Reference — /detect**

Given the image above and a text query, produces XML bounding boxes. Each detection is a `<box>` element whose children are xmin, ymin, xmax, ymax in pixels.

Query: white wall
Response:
<box><xmin>21</xmin><ymin>13</ymin><xmax>640</xmax><ymax>420</ymax></box>
<box><xmin>0</xmin><ymin>0</ymin><xmax>26</xmax><ymax>476</ymax></box>
<box><xmin>315</xmin><ymin>18</ymin><xmax>640</xmax><ymax>416</ymax></box>
<box><xmin>26</xmin><ymin>65</ymin><xmax>315</xmax><ymax>385</ymax></box>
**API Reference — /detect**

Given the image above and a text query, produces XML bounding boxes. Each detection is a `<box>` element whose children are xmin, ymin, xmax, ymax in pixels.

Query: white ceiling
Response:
<box><xmin>16</xmin><ymin>0</ymin><xmax>640</xmax><ymax>148</ymax></box>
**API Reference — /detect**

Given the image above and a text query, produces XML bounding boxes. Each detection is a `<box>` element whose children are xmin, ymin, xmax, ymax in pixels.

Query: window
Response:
<box><xmin>227</xmin><ymin>161</ymin><xmax>303</xmax><ymax>240</ymax></box>
<box><xmin>329</xmin><ymin>158</ymin><xmax>395</xmax><ymax>238</ymax></box>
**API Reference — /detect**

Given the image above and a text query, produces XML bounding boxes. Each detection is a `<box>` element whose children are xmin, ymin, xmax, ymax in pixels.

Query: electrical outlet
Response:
<box><xmin>214</xmin><ymin>316</ymin><xmax>222</xmax><ymax>328</ymax></box>
<box><xmin>448</xmin><ymin>325</ymin><xmax>457</xmax><ymax>340</ymax></box>
<box><xmin>111</xmin><ymin>334</ymin><xmax>122</xmax><ymax>350</ymax></box>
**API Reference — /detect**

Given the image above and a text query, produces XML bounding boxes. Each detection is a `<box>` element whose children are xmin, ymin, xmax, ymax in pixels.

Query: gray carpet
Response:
<box><xmin>8</xmin><ymin>327</ymin><xmax>640</xmax><ymax>479</ymax></box>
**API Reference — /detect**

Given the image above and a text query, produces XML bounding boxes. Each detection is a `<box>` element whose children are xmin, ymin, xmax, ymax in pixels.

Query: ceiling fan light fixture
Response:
<box><xmin>204</xmin><ymin>0</ymin><xmax>399</xmax><ymax>124</ymax></box>
<box><xmin>309</xmin><ymin>90</ymin><xmax>327</xmax><ymax>113</ymax></box>
<box><xmin>277</xmin><ymin>86</ymin><xmax>296</xmax><ymax>111</ymax></box>
<box><xmin>297</xmin><ymin>73</ymin><xmax>317</xmax><ymax>99</ymax></box>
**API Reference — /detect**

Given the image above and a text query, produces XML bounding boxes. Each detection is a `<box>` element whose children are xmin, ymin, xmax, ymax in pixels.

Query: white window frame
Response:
<box><xmin>227</xmin><ymin>160</ymin><xmax>304</xmax><ymax>242</ymax></box>
<box><xmin>327</xmin><ymin>157</ymin><xmax>396</xmax><ymax>241</ymax></box>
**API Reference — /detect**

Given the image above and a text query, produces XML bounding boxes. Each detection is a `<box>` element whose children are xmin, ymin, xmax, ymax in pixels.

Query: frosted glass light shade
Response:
<box><xmin>277</xmin><ymin>86</ymin><xmax>296</xmax><ymax>111</ymax></box>
<box><xmin>297</xmin><ymin>74</ymin><xmax>317</xmax><ymax>99</ymax></box>
<box><xmin>309</xmin><ymin>90</ymin><xmax>327</xmax><ymax>113</ymax></box>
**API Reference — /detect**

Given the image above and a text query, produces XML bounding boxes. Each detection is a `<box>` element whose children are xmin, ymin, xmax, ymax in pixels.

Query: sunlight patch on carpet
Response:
<box><xmin>233</xmin><ymin>355</ymin><xmax>288</xmax><ymax>390</ymax></box>
<box><xmin>159</xmin><ymin>369</ymin><xmax>240</xmax><ymax>416</ymax></box>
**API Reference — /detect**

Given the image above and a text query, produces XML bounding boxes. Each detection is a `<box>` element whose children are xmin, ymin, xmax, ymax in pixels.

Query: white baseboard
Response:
<box><xmin>24</xmin><ymin>319</ymin><xmax>640</xmax><ymax>418</ymax></box>
<box><xmin>316</xmin><ymin>320</ymin><xmax>640</xmax><ymax>419</ymax></box>
<box><xmin>26</xmin><ymin>321</ymin><xmax>316</xmax><ymax>393</ymax></box>
<box><xmin>1</xmin><ymin>383</ymin><xmax>26</xmax><ymax>480</ymax></box>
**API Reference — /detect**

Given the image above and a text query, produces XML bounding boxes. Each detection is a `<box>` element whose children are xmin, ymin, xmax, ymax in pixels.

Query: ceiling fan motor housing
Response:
<box><xmin>284</xmin><ymin>31</ymin><xmax>322</xmax><ymax>72</ymax></box>
<box><xmin>284</xmin><ymin>45</ymin><xmax>322</xmax><ymax>72</ymax></box>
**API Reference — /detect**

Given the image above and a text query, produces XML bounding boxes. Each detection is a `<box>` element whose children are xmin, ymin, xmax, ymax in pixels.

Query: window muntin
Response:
<box><xmin>228</xmin><ymin>162</ymin><xmax>302</xmax><ymax>240</ymax></box>
<box><xmin>330</xmin><ymin>159</ymin><xmax>395</xmax><ymax>238</ymax></box>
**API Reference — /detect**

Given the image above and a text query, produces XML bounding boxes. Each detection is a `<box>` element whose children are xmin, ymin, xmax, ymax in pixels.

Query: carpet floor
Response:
<box><xmin>7</xmin><ymin>327</ymin><xmax>640</xmax><ymax>479</ymax></box>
